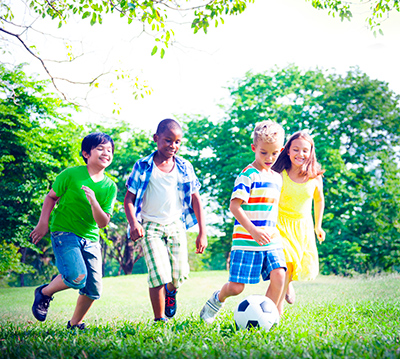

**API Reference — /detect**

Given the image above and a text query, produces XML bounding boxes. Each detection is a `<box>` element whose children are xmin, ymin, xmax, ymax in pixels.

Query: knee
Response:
<box><xmin>270</xmin><ymin>268</ymin><xmax>286</xmax><ymax>285</ymax></box>
<box><xmin>65</xmin><ymin>273</ymin><xmax>87</xmax><ymax>289</ymax></box>
<box><xmin>229</xmin><ymin>282</ymin><xmax>245</xmax><ymax>296</ymax></box>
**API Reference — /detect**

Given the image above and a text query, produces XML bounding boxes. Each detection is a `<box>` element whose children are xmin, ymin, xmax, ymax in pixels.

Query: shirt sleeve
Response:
<box><xmin>52</xmin><ymin>168</ymin><xmax>70</xmax><ymax>198</ymax></box>
<box><xmin>231</xmin><ymin>172</ymin><xmax>251</xmax><ymax>203</ymax></box>
<box><xmin>126</xmin><ymin>161</ymin><xmax>141</xmax><ymax>195</ymax></box>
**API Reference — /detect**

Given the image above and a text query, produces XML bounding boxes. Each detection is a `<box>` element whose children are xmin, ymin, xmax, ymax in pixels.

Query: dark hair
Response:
<box><xmin>272</xmin><ymin>131</ymin><xmax>324</xmax><ymax>179</ymax></box>
<box><xmin>81</xmin><ymin>132</ymin><xmax>114</xmax><ymax>164</ymax></box>
<box><xmin>156</xmin><ymin>118</ymin><xmax>182</xmax><ymax>135</ymax></box>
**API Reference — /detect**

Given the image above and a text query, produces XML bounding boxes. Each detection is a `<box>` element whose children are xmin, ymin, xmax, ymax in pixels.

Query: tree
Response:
<box><xmin>183</xmin><ymin>65</ymin><xmax>400</xmax><ymax>274</ymax></box>
<box><xmin>0</xmin><ymin>0</ymin><xmax>253</xmax><ymax>101</ymax></box>
<box><xmin>308</xmin><ymin>0</ymin><xmax>400</xmax><ymax>35</ymax></box>
<box><xmin>0</xmin><ymin>63</ymin><xmax>83</xmax><ymax>284</ymax></box>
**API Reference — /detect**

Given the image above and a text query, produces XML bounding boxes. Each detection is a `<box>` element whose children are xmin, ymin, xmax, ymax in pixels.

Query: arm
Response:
<box><xmin>191</xmin><ymin>192</ymin><xmax>207</xmax><ymax>254</ymax></box>
<box><xmin>229</xmin><ymin>198</ymin><xmax>272</xmax><ymax>245</ymax></box>
<box><xmin>30</xmin><ymin>189</ymin><xmax>59</xmax><ymax>244</ymax></box>
<box><xmin>313</xmin><ymin>176</ymin><xmax>326</xmax><ymax>244</ymax></box>
<box><xmin>81</xmin><ymin>185</ymin><xmax>111</xmax><ymax>228</ymax></box>
<box><xmin>124</xmin><ymin>190</ymin><xmax>145</xmax><ymax>241</ymax></box>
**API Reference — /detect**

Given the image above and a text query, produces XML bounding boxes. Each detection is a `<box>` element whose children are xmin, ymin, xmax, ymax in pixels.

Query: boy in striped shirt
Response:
<box><xmin>200</xmin><ymin>120</ymin><xmax>287</xmax><ymax>323</ymax></box>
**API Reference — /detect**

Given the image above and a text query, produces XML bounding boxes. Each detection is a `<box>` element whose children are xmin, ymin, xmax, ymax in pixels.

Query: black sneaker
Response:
<box><xmin>67</xmin><ymin>321</ymin><xmax>86</xmax><ymax>330</ymax></box>
<box><xmin>32</xmin><ymin>284</ymin><xmax>53</xmax><ymax>322</ymax></box>
<box><xmin>154</xmin><ymin>317</ymin><xmax>168</xmax><ymax>324</ymax></box>
<box><xmin>165</xmin><ymin>284</ymin><xmax>177</xmax><ymax>318</ymax></box>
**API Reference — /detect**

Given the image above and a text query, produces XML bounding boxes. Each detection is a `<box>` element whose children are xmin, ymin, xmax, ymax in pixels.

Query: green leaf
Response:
<box><xmin>151</xmin><ymin>46</ymin><xmax>158</xmax><ymax>56</ymax></box>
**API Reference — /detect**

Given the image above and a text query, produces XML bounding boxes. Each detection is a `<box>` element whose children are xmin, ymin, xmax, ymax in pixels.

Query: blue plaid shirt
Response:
<box><xmin>126</xmin><ymin>151</ymin><xmax>201</xmax><ymax>230</ymax></box>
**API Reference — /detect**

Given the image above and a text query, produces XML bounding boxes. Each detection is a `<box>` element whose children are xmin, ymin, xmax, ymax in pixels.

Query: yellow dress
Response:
<box><xmin>277</xmin><ymin>170</ymin><xmax>319</xmax><ymax>281</ymax></box>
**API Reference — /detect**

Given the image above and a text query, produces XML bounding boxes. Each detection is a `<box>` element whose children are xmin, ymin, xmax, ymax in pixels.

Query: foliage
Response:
<box><xmin>308</xmin><ymin>0</ymin><xmax>400</xmax><ymax>35</ymax></box>
<box><xmin>182</xmin><ymin>65</ymin><xmax>400</xmax><ymax>275</ymax></box>
<box><xmin>0</xmin><ymin>63</ymin><xmax>82</xmax><ymax>283</ymax></box>
<box><xmin>0</xmin><ymin>273</ymin><xmax>399</xmax><ymax>358</ymax></box>
<box><xmin>22</xmin><ymin>0</ymin><xmax>252</xmax><ymax>58</ymax></box>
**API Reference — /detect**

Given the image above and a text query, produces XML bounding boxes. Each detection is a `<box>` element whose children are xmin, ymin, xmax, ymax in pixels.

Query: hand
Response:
<box><xmin>195</xmin><ymin>233</ymin><xmax>207</xmax><ymax>254</ymax></box>
<box><xmin>81</xmin><ymin>185</ymin><xmax>97</xmax><ymax>206</ymax></box>
<box><xmin>315</xmin><ymin>227</ymin><xmax>326</xmax><ymax>244</ymax></box>
<box><xmin>30</xmin><ymin>222</ymin><xmax>49</xmax><ymax>245</ymax></box>
<box><xmin>130</xmin><ymin>223</ymin><xmax>145</xmax><ymax>242</ymax></box>
<box><xmin>250</xmin><ymin>227</ymin><xmax>271</xmax><ymax>246</ymax></box>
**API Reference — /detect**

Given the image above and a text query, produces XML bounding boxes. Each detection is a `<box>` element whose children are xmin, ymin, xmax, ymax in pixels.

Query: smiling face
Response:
<box><xmin>154</xmin><ymin>127</ymin><xmax>183</xmax><ymax>161</ymax></box>
<box><xmin>83</xmin><ymin>141</ymin><xmax>114</xmax><ymax>170</ymax></box>
<box><xmin>287</xmin><ymin>137</ymin><xmax>312</xmax><ymax>168</ymax></box>
<box><xmin>251</xmin><ymin>139</ymin><xmax>283</xmax><ymax>172</ymax></box>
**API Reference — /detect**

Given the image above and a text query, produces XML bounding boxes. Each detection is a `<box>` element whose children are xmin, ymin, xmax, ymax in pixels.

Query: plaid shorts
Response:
<box><xmin>229</xmin><ymin>247</ymin><xmax>287</xmax><ymax>284</ymax></box>
<box><xmin>141</xmin><ymin>220</ymin><xmax>189</xmax><ymax>289</ymax></box>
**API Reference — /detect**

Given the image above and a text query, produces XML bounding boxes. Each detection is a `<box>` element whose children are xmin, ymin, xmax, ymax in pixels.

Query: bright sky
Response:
<box><xmin>8</xmin><ymin>0</ymin><xmax>400</xmax><ymax>133</ymax></box>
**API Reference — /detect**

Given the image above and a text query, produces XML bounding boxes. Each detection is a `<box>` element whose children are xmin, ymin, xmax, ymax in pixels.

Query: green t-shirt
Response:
<box><xmin>50</xmin><ymin>166</ymin><xmax>117</xmax><ymax>242</ymax></box>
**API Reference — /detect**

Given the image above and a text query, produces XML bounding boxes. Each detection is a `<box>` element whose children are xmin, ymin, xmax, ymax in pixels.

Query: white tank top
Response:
<box><xmin>141</xmin><ymin>164</ymin><xmax>182</xmax><ymax>225</ymax></box>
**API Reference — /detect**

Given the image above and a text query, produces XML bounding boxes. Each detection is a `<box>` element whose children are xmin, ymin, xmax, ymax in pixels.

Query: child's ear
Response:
<box><xmin>82</xmin><ymin>150</ymin><xmax>90</xmax><ymax>159</ymax></box>
<box><xmin>153</xmin><ymin>134</ymin><xmax>158</xmax><ymax>143</ymax></box>
<box><xmin>251</xmin><ymin>143</ymin><xmax>256</xmax><ymax>153</ymax></box>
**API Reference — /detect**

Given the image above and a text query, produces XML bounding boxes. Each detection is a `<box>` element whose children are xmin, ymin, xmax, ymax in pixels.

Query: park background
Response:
<box><xmin>1</xmin><ymin>1</ymin><xmax>400</xmax><ymax>358</ymax></box>
<box><xmin>1</xmin><ymin>0</ymin><xmax>400</xmax><ymax>286</ymax></box>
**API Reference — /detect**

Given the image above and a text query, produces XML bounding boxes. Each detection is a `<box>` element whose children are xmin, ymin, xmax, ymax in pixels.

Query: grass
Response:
<box><xmin>1</xmin><ymin>271</ymin><xmax>400</xmax><ymax>358</ymax></box>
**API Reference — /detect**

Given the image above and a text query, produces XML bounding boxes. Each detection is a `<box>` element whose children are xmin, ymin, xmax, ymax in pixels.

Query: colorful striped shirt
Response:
<box><xmin>231</xmin><ymin>164</ymin><xmax>283</xmax><ymax>251</ymax></box>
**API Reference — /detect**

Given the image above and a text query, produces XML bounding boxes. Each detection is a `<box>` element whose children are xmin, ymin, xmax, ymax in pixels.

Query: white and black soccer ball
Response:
<box><xmin>234</xmin><ymin>295</ymin><xmax>279</xmax><ymax>331</ymax></box>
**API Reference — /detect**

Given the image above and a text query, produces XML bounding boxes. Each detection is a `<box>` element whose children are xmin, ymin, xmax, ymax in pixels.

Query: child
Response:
<box><xmin>30</xmin><ymin>132</ymin><xmax>117</xmax><ymax>329</ymax></box>
<box><xmin>271</xmin><ymin>130</ymin><xmax>325</xmax><ymax>314</ymax></box>
<box><xmin>124</xmin><ymin>118</ymin><xmax>207</xmax><ymax>322</ymax></box>
<box><xmin>200</xmin><ymin>120</ymin><xmax>287</xmax><ymax>324</ymax></box>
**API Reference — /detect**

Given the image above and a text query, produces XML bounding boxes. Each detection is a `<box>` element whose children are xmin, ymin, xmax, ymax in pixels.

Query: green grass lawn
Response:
<box><xmin>1</xmin><ymin>271</ymin><xmax>400</xmax><ymax>358</ymax></box>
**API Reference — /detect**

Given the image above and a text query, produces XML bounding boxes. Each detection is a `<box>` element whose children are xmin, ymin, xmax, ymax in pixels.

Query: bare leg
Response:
<box><xmin>149</xmin><ymin>285</ymin><xmax>165</xmax><ymax>319</ymax></box>
<box><xmin>166</xmin><ymin>282</ymin><xmax>176</xmax><ymax>293</ymax></box>
<box><xmin>286</xmin><ymin>282</ymin><xmax>295</xmax><ymax>304</ymax></box>
<box><xmin>218</xmin><ymin>282</ymin><xmax>245</xmax><ymax>302</ymax></box>
<box><xmin>41</xmin><ymin>274</ymin><xmax>69</xmax><ymax>297</ymax></box>
<box><xmin>69</xmin><ymin>294</ymin><xmax>95</xmax><ymax>325</ymax></box>
<box><xmin>276</xmin><ymin>264</ymin><xmax>293</xmax><ymax>315</ymax></box>
<box><xmin>266</xmin><ymin>268</ymin><xmax>286</xmax><ymax>307</ymax></box>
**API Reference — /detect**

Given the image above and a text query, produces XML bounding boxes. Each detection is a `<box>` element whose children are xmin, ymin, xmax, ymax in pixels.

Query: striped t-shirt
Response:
<box><xmin>231</xmin><ymin>164</ymin><xmax>283</xmax><ymax>252</ymax></box>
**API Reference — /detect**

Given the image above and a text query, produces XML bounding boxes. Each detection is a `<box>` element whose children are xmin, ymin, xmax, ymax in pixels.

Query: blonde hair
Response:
<box><xmin>253</xmin><ymin>120</ymin><xmax>284</xmax><ymax>145</ymax></box>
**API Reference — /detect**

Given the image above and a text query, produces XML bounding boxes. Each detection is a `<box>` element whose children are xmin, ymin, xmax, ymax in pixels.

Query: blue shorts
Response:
<box><xmin>51</xmin><ymin>231</ymin><xmax>102</xmax><ymax>300</ymax></box>
<box><xmin>229</xmin><ymin>248</ymin><xmax>287</xmax><ymax>284</ymax></box>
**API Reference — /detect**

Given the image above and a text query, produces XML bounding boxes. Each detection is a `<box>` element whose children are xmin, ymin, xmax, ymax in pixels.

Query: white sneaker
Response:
<box><xmin>200</xmin><ymin>290</ymin><xmax>224</xmax><ymax>324</ymax></box>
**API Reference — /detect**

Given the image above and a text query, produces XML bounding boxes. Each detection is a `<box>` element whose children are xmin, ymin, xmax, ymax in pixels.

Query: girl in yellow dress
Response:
<box><xmin>271</xmin><ymin>131</ymin><xmax>326</xmax><ymax>314</ymax></box>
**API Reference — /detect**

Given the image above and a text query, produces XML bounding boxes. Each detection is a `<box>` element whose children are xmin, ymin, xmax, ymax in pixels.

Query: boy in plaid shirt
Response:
<box><xmin>124</xmin><ymin>119</ymin><xmax>207</xmax><ymax>322</ymax></box>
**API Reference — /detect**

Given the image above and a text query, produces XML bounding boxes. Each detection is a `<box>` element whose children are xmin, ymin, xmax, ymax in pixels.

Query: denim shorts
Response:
<box><xmin>51</xmin><ymin>231</ymin><xmax>102</xmax><ymax>300</ymax></box>
<box><xmin>229</xmin><ymin>248</ymin><xmax>287</xmax><ymax>284</ymax></box>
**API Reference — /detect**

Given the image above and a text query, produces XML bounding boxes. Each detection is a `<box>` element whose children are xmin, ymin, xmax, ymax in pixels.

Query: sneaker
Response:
<box><xmin>67</xmin><ymin>321</ymin><xmax>86</xmax><ymax>330</ymax></box>
<box><xmin>200</xmin><ymin>290</ymin><xmax>224</xmax><ymax>324</ymax></box>
<box><xmin>165</xmin><ymin>284</ymin><xmax>177</xmax><ymax>318</ymax></box>
<box><xmin>32</xmin><ymin>284</ymin><xmax>53</xmax><ymax>322</ymax></box>
<box><xmin>154</xmin><ymin>317</ymin><xmax>168</xmax><ymax>324</ymax></box>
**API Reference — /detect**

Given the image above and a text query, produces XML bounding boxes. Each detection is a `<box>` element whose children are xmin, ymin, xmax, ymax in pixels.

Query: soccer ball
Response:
<box><xmin>234</xmin><ymin>295</ymin><xmax>279</xmax><ymax>331</ymax></box>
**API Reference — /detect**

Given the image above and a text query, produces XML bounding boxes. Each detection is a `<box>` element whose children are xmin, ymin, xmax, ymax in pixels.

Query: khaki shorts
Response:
<box><xmin>141</xmin><ymin>220</ymin><xmax>189</xmax><ymax>289</ymax></box>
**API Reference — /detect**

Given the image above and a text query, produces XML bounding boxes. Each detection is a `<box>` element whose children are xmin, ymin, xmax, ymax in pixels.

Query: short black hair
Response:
<box><xmin>81</xmin><ymin>132</ymin><xmax>114</xmax><ymax>164</ymax></box>
<box><xmin>156</xmin><ymin>118</ymin><xmax>182</xmax><ymax>135</ymax></box>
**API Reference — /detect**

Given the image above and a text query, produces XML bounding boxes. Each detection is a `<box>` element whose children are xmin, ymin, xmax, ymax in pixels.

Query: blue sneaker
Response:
<box><xmin>32</xmin><ymin>284</ymin><xmax>53</xmax><ymax>322</ymax></box>
<box><xmin>165</xmin><ymin>284</ymin><xmax>177</xmax><ymax>318</ymax></box>
<box><xmin>67</xmin><ymin>321</ymin><xmax>86</xmax><ymax>330</ymax></box>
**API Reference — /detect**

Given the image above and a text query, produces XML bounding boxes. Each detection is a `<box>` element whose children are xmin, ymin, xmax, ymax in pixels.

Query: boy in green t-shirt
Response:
<box><xmin>30</xmin><ymin>133</ymin><xmax>117</xmax><ymax>329</ymax></box>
